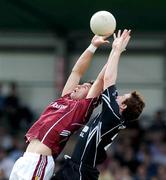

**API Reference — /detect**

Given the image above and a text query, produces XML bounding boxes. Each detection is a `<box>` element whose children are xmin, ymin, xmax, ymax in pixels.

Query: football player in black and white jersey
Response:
<box><xmin>53</xmin><ymin>29</ymin><xmax>145</xmax><ymax>180</ymax></box>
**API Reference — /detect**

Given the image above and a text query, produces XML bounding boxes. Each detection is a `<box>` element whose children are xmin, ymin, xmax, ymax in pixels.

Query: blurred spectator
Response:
<box><xmin>134</xmin><ymin>164</ymin><xmax>149</xmax><ymax>180</ymax></box>
<box><xmin>149</xmin><ymin>110</ymin><xmax>166</xmax><ymax>131</ymax></box>
<box><xmin>3</xmin><ymin>82</ymin><xmax>21</xmax><ymax>133</ymax></box>
<box><xmin>121</xmin><ymin>166</ymin><xmax>133</xmax><ymax>180</ymax></box>
<box><xmin>99</xmin><ymin>169</ymin><xmax>113</xmax><ymax>180</ymax></box>
<box><xmin>0</xmin><ymin>127</ymin><xmax>13</xmax><ymax>151</ymax></box>
<box><xmin>108</xmin><ymin>158</ymin><xmax>122</xmax><ymax>179</ymax></box>
<box><xmin>8</xmin><ymin>135</ymin><xmax>25</xmax><ymax>161</ymax></box>
<box><xmin>156</xmin><ymin>165</ymin><xmax>166</xmax><ymax>180</ymax></box>
<box><xmin>3</xmin><ymin>82</ymin><xmax>33</xmax><ymax>134</ymax></box>
<box><xmin>4</xmin><ymin>82</ymin><xmax>19</xmax><ymax>108</ymax></box>
<box><xmin>138</xmin><ymin>149</ymin><xmax>158</xmax><ymax>178</ymax></box>
<box><xmin>98</xmin><ymin>159</ymin><xmax>113</xmax><ymax>180</ymax></box>
<box><xmin>0</xmin><ymin>147</ymin><xmax>15</xmax><ymax>179</ymax></box>
<box><xmin>120</xmin><ymin>146</ymin><xmax>140</xmax><ymax>174</ymax></box>
<box><xmin>152</xmin><ymin>143</ymin><xmax>166</xmax><ymax>165</ymax></box>
<box><xmin>137</xmin><ymin>143</ymin><xmax>158</xmax><ymax>176</ymax></box>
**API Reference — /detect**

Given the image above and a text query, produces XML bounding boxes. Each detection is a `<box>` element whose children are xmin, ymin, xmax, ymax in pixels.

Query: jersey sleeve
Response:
<box><xmin>101</xmin><ymin>85</ymin><xmax>121</xmax><ymax>120</ymax></box>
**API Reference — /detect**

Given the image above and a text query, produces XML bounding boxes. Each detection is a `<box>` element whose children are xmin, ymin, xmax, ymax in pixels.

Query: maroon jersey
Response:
<box><xmin>25</xmin><ymin>93</ymin><xmax>98</xmax><ymax>156</ymax></box>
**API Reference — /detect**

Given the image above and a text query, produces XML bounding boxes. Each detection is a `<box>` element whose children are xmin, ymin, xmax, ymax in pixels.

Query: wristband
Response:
<box><xmin>87</xmin><ymin>44</ymin><xmax>97</xmax><ymax>53</ymax></box>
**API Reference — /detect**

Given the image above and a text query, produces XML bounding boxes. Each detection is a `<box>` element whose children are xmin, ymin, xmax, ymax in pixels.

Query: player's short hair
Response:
<box><xmin>122</xmin><ymin>91</ymin><xmax>145</xmax><ymax>122</ymax></box>
<box><xmin>87</xmin><ymin>80</ymin><xmax>94</xmax><ymax>85</ymax></box>
<box><xmin>81</xmin><ymin>80</ymin><xmax>94</xmax><ymax>85</ymax></box>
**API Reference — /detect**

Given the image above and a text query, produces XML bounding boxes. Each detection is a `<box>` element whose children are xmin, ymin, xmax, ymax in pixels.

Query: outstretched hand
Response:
<box><xmin>91</xmin><ymin>35</ymin><xmax>110</xmax><ymax>48</ymax></box>
<box><xmin>112</xmin><ymin>29</ymin><xmax>131</xmax><ymax>53</ymax></box>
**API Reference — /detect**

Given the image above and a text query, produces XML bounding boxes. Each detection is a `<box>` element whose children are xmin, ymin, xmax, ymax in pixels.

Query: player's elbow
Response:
<box><xmin>104</xmin><ymin>75</ymin><xmax>115</xmax><ymax>83</ymax></box>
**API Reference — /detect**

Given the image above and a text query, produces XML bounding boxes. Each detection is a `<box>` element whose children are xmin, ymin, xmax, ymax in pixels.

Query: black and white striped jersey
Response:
<box><xmin>71</xmin><ymin>85</ymin><xmax>126</xmax><ymax>168</ymax></box>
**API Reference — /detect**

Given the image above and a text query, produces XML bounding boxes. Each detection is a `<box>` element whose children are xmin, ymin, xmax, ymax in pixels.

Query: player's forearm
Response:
<box><xmin>96</xmin><ymin>63</ymin><xmax>107</xmax><ymax>81</ymax></box>
<box><xmin>86</xmin><ymin>78</ymin><xmax>103</xmax><ymax>98</ymax></box>
<box><xmin>93</xmin><ymin>78</ymin><xmax>104</xmax><ymax>96</ymax></box>
<box><xmin>104</xmin><ymin>50</ymin><xmax>121</xmax><ymax>88</ymax></box>
<box><xmin>95</xmin><ymin>48</ymin><xmax>115</xmax><ymax>82</ymax></box>
<box><xmin>72</xmin><ymin>45</ymin><xmax>97</xmax><ymax>76</ymax></box>
<box><xmin>86</xmin><ymin>62</ymin><xmax>106</xmax><ymax>98</ymax></box>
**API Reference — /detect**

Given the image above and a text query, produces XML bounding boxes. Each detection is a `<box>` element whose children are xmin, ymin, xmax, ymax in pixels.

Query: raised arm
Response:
<box><xmin>86</xmin><ymin>63</ymin><xmax>107</xmax><ymax>98</ymax></box>
<box><xmin>86</xmin><ymin>30</ymin><xmax>130</xmax><ymax>98</ymax></box>
<box><xmin>86</xmin><ymin>49</ymin><xmax>116</xmax><ymax>98</ymax></box>
<box><xmin>61</xmin><ymin>35</ymin><xmax>110</xmax><ymax>96</ymax></box>
<box><xmin>103</xmin><ymin>29</ymin><xmax>131</xmax><ymax>90</ymax></box>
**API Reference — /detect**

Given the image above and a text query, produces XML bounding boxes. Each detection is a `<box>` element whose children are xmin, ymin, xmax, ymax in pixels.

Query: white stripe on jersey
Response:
<box><xmin>78</xmin><ymin>121</ymin><xmax>123</xmax><ymax>177</ymax></box>
<box><xmin>102</xmin><ymin>95</ymin><xmax>121</xmax><ymax>120</ymax></box>
<box><xmin>78</xmin><ymin>123</ymin><xmax>101</xmax><ymax>180</ymax></box>
<box><xmin>78</xmin><ymin>121</ymin><xmax>102</xmax><ymax>178</ymax></box>
<box><xmin>107</xmin><ymin>88</ymin><xmax>111</xmax><ymax>101</ymax></box>
<box><xmin>102</xmin><ymin>94</ymin><xmax>110</xmax><ymax>103</ymax></box>
<box><xmin>101</xmin><ymin>124</ymin><xmax>121</xmax><ymax>138</ymax></box>
<box><xmin>60</xmin><ymin>130</ymin><xmax>71</xmax><ymax>136</ymax></box>
<box><xmin>93</xmin><ymin>122</ymin><xmax>102</xmax><ymax>167</ymax></box>
<box><xmin>104</xmin><ymin>143</ymin><xmax>112</xmax><ymax>151</ymax></box>
<box><xmin>86</xmin><ymin>123</ymin><xmax>101</xmax><ymax>146</ymax></box>
<box><xmin>79</xmin><ymin>161</ymin><xmax>83</xmax><ymax>180</ymax></box>
<box><xmin>104</xmin><ymin>133</ymin><xmax>118</xmax><ymax>150</ymax></box>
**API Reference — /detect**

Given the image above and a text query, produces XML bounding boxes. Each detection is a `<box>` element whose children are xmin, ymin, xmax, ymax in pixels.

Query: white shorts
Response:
<box><xmin>9</xmin><ymin>152</ymin><xmax>55</xmax><ymax>180</ymax></box>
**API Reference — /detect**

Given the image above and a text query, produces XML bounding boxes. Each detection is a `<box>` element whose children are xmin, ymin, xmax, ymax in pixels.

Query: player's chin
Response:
<box><xmin>70</xmin><ymin>93</ymin><xmax>75</xmax><ymax>99</ymax></box>
<box><xmin>70</xmin><ymin>93</ymin><xmax>78</xmax><ymax>100</ymax></box>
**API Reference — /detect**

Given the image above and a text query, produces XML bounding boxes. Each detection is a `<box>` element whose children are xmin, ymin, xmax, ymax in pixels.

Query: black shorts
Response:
<box><xmin>51</xmin><ymin>159</ymin><xmax>99</xmax><ymax>180</ymax></box>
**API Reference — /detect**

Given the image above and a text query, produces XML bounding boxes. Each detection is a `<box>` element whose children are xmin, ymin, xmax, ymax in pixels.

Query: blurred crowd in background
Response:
<box><xmin>0</xmin><ymin>82</ymin><xmax>166</xmax><ymax>180</ymax></box>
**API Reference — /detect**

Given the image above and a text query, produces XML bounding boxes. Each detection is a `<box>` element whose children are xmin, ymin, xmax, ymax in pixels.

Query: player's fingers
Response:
<box><xmin>123</xmin><ymin>36</ymin><xmax>131</xmax><ymax>47</ymax></box>
<box><xmin>122</xmin><ymin>29</ymin><xmax>130</xmax><ymax>39</ymax></box>
<box><xmin>118</xmin><ymin>30</ymin><xmax>121</xmax><ymax>38</ymax></box>
<box><xmin>125</xmin><ymin>30</ymin><xmax>131</xmax><ymax>40</ymax></box>
<box><xmin>126</xmin><ymin>29</ymin><xmax>131</xmax><ymax>36</ymax></box>
<box><xmin>126</xmin><ymin>36</ymin><xmax>131</xmax><ymax>44</ymax></box>
<box><xmin>113</xmin><ymin>33</ymin><xmax>116</xmax><ymax>39</ymax></box>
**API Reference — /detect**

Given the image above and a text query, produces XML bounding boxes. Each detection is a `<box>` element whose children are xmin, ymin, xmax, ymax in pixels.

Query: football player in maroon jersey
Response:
<box><xmin>10</xmin><ymin>35</ymin><xmax>110</xmax><ymax>180</ymax></box>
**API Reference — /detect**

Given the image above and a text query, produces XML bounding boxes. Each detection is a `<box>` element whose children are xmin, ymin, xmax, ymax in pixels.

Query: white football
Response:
<box><xmin>90</xmin><ymin>11</ymin><xmax>116</xmax><ymax>36</ymax></box>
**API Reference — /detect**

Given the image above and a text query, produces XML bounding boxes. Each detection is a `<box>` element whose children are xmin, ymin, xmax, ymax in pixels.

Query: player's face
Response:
<box><xmin>116</xmin><ymin>93</ymin><xmax>131</xmax><ymax>106</ymax></box>
<box><xmin>70</xmin><ymin>83</ymin><xmax>92</xmax><ymax>100</ymax></box>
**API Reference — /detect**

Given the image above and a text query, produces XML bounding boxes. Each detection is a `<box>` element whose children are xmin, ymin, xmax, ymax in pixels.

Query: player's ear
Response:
<box><xmin>120</xmin><ymin>103</ymin><xmax>127</xmax><ymax>111</ymax></box>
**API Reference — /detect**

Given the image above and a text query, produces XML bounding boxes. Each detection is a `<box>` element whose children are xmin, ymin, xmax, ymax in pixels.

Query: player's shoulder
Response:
<box><xmin>102</xmin><ymin>85</ymin><xmax>118</xmax><ymax>97</ymax></box>
<box><xmin>103</xmin><ymin>84</ymin><xmax>116</xmax><ymax>92</ymax></box>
